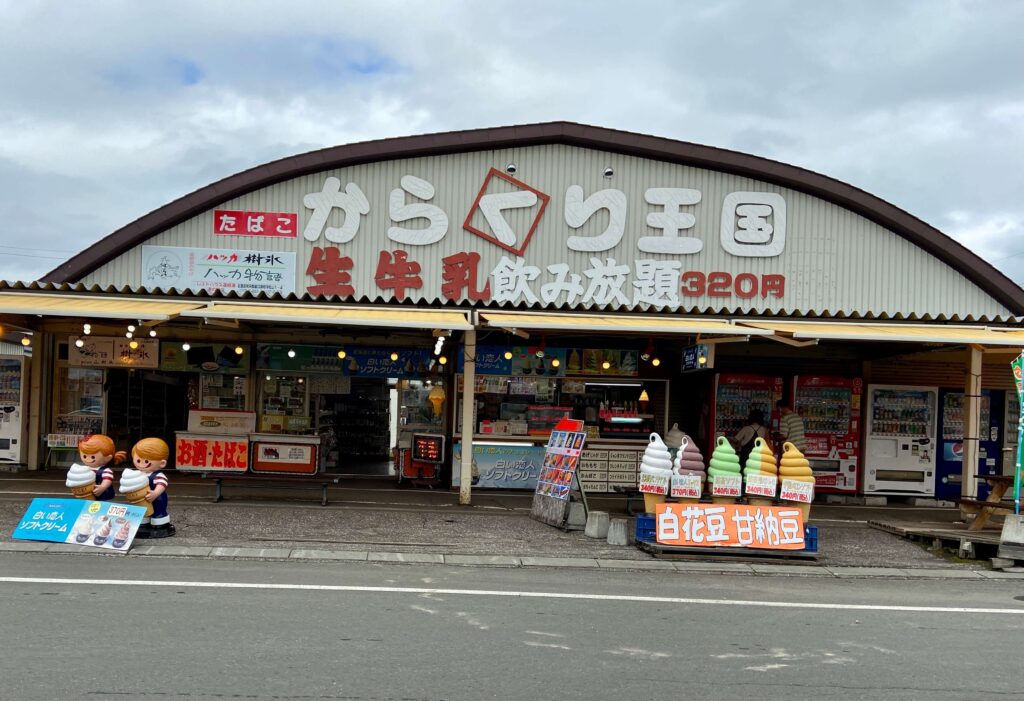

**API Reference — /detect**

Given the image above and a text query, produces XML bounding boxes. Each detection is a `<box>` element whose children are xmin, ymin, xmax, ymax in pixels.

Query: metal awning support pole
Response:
<box><xmin>459</xmin><ymin>327</ymin><xmax>476</xmax><ymax>506</ymax></box>
<box><xmin>962</xmin><ymin>345</ymin><xmax>983</xmax><ymax>501</ymax></box>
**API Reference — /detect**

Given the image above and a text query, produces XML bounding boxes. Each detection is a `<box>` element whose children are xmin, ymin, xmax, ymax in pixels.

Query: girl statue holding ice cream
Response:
<box><xmin>65</xmin><ymin>434</ymin><xmax>128</xmax><ymax>501</ymax></box>
<box><xmin>121</xmin><ymin>437</ymin><xmax>175</xmax><ymax>538</ymax></box>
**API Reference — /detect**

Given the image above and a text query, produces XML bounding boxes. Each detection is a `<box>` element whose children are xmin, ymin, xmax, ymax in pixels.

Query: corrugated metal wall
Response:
<box><xmin>79</xmin><ymin>144</ymin><xmax>1012</xmax><ymax>320</ymax></box>
<box><xmin>866</xmin><ymin>352</ymin><xmax>1017</xmax><ymax>391</ymax></box>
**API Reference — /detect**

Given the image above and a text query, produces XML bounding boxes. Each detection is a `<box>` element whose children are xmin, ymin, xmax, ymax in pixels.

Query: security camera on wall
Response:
<box><xmin>603</xmin><ymin>167</ymin><xmax>614</xmax><ymax>177</ymax></box>
<box><xmin>505</xmin><ymin>163</ymin><xmax>517</xmax><ymax>175</ymax></box>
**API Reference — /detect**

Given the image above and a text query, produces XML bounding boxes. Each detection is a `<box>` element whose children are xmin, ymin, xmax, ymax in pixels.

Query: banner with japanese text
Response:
<box><xmin>141</xmin><ymin>245</ymin><xmax>296</xmax><ymax>295</ymax></box>
<box><xmin>451</xmin><ymin>443</ymin><xmax>547</xmax><ymax>489</ymax></box>
<box><xmin>655</xmin><ymin>503</ymin><xmax>805</xmax><ymax>550</ymax></box>
<box><xmin>12</xmin><ymin>498</ymin><xmax>147</xmax><ymax>552</ymax></box>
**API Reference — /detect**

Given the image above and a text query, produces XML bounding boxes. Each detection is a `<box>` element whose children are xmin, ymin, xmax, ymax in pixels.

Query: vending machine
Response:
<box><xmin>1004</xmin><ymin>392</ymin><xmax>1020</xmax><ymax>478</ymax></box>
<box><xmin>711</xmin><ymin>373</ymin><xmax>784</xmax><ymax>443</ymax></box>
<box><xmin>936</xmin><ymin>389</ymin><xmax>1003</xmax><ymax>501</ymax></box>
<box><xmin>792</xmin><ymin>376</ymin><xmax>862</xmax><ymax>494</ymax></box>
<box><xmin>863</xmin><ymin>384</ymin><xmax>938</xmax><ymax>495</ymax></box>
<box><xmin>0</xmin><ymin>355</ymin><xmax>29</xmax><ymax>465</ymax></box>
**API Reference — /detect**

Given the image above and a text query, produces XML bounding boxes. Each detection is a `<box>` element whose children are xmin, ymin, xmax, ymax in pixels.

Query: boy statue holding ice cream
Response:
<box><xmin>121</xmin><ymin>437</ymin><xmax>175</xmax><ymax>538</ymax></box>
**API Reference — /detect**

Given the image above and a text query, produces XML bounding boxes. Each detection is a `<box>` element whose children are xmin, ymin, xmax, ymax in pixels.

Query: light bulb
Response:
<box><xmin>390</xmin><ymin>352</ymin><xmax>399</xmax><ymax>362</ymax></box>
<box><xmin>698</xmin><ymin>355</ymin><xmax>707</xmax><ymax>365</ymax></box>
<box><xmin>127</xmin><ymin>325</ymin><xmax>136</xmax><ymax>333</ymax></box>
<box><xmin>504</xmin><ymin>350</ymin><xmax>513</xmax><ymax>360</ymax></box>
<box><xmin>129</xmin><ymin>340</ymin><xmax>139</xmax><ymax>350</ymax></box>
<box><xmin>125</xmin><ymin>331</ymin><xmax>133</xmax><ymax>339</ymax></box>
<box><xmin>83</xmin><ymin>324</ymin><xmax>91</xmax><ymax>335</ymax></box>
<box><xmin>149</xmin><ymin>329</ymin><xmax>157</xmax><ymax>338</ymax></box>
<box><xmin>337</xmin><ymin>349</ymin><xmax>346</xmax><ymax>359</ymax></box>
<box><xmin>75</xmin><ymin>338</ymin><xmax>84</xmax><ymax>348</ymax></box>
<box><xmin>438</xmin><ymin>356</ymin><xmax>448</xmax><ymax>365</ymax></box>
<box><xmin>551</xmin><ymin>358</ymin><xmax>560</xmax><ymax>368</ymax></box>
<box><xmin>602</xmin><ymin>360</ymin><xmax>610</xmax><ymax>370</ymax></box>
<box><xmin>652</xmin><ymin>357</ymin><xmax>661</xmax><ymax>367</ymax></box>
<box><xmin>287</xmin><ymin>349</ymin><xmax>296</xmax><ymax>358</ymax></box>
<box><xmin>234</xmin><ymin>346</ymin><xmax>244</xmax><ymax>355</ymax></box>
<box><xmin>20</xmin><ymin>337</ymin><xmax>30</xmax><ymax>347</ymax></box>
<box><xmin>182</xmin><ymin>343</ymin><xmax>191</xmax><ymax>351</ymax></box>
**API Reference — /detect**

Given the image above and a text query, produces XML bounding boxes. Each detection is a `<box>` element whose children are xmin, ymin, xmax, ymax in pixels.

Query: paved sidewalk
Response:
<box><xmin>2</xmin><ymin>470</ymin><xmax>1015</xmax><ymax>578</ymax></box>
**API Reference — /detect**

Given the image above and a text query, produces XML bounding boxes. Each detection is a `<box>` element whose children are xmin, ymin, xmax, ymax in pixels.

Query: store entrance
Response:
<box><xmin>317</xmin><ymin>377</ymin><xmax>393</xmax><ymax>476</ymax></box>
<box><xmin>105</xmin><ymin>369</ymin><xmax>189</xmax><ymax>455</ymax></box>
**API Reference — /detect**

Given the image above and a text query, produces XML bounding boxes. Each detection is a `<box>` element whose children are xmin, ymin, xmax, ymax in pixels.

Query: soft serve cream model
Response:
<box><xmin>118</xmin><ymin>468</ymin><xmax>153</xmax><ymax>517</ymax></box>
<box><xmin>639</xmin><ymin>432</ymin><xmax>673</xmax><ymax>513</ymax></box>
<box><xmin>672</xmin><ymin>435</ymin><xmax>706</xmax><ymax>503</ymax></box>
<box><xmin>708</xmin><ymin>436</ymin><xmax>742</xmax><ymax>504</ymax></box>
<box><xmin>742</xmin><ymin>437</ymin><xmax>778</xmax><ymax>506</ymax></box>
<box><xmin>779</xmin><ymin>442</ymin><xmax>815</xmax><ymax>521</ymax></box>
<box><xmin>65</xmin><ymin>463</ymin><xmax>96</xmax><ymax>500</ymax></box>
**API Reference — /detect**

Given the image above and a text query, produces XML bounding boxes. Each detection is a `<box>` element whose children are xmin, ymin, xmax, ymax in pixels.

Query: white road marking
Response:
<box><xmin>525</xmin><ymin>631</ymin><xmax>565</xmax><ymax>638</ymax></box>
<box><xmin>606</xmin><ymin>647</ymin><xmax>671</xmax><ymax>659</ymax></box>
<box><xmin>746</xmin><ymin>664</ymin><xmax>790</xmax><ymax>671</ymax></box>
<box><xmin>1</xmin><ymin>576</ymin><xmax>1022</xmax><ymax>615</ymax></box>
<box><xmin>524</xmin><ymin>641</ymin><xmax>572</xmax><ymax>650</ymax></box>
<box><xmin>410</xmin><ymin>605</ymin><xmax>437</xmax><ymax>615</ymax></box>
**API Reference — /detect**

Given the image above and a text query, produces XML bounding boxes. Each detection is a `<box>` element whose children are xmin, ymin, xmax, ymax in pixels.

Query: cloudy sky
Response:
<box><xmin>1</xmin><ymin>0</ymin><xmax>1022</xmax><ymax>287</ymax></box>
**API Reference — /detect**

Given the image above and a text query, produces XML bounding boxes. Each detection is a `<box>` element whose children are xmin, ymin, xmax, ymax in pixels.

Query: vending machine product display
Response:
<box><xmin>792</xmin><ymin>376</ymin><xmax>861</xmax><ymax>494</ymax></box>
<box><xmin>711</xmin><ymin>374</ymin><xmax>783</xmax><ymax>443</ymax></box>
<box><xmin>936</xmin><ymin>389</ymin><xmax>1003</xmax><ymax>501</ymax></box>
<box><xmin>863</xmin><ymin>384</ymin><xmax>938</xmax><ymax>495</ymax></box>
<box><xmin>0</xmin><ymin>355</ymin><xmax>29</xmax><ymax>464</ymax></box>
<box><xmin>1004</xmin><ymin>392</ymin><xmax>1020</xmax><ymax>478</ymax></box>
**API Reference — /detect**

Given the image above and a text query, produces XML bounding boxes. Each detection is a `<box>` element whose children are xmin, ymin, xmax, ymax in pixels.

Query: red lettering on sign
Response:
<box><xmin>306</xmin><ymin>247</ymin><xmax>355</xmax><ymax>297</ymax></box>
<box><xmin>442</xmin><ymin>251</ymin><xmax>491</xmax><ymax>302</ymax></box>
<box><xmin>374</xmin><ymin>250</ymin><xmax>423</xmax><ymax>301</ymax></box>
<box><xmin>680</xmin><ymin>272</ymin><xmax>786</xmax><ymax>300</ymax></box>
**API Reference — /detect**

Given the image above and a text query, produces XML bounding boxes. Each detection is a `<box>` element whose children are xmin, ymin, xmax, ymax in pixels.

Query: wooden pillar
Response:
<box><xmin>962</xmin><ymin>345</ymin><xmax>983</xmax><ymax>500</ymax></box>
<box><xmin>459</xmin><ymin>328</ymin><xmax>476</xmax><ymax>505</ymax></box>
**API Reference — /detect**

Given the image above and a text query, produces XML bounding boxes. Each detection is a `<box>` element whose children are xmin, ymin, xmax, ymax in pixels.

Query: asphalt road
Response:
<box><xmin>2</xmin><ymin>553</ymin><xmax>1023</xmax><ymax>701</ymax></box>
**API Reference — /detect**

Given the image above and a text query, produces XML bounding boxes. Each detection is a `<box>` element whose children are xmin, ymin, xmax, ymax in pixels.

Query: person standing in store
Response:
<box><xmin>777</xmin><ymin>400</ymin><xmax>807</xmax><ymax>452</ymax></box>
<box><xmin>731</xmin><ymin>409</ymin><xmax>768</xmax><ymax>464</ymax></box>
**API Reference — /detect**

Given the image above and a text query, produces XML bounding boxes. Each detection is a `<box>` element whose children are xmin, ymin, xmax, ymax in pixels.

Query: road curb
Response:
<box><xmin>1</xmin><ymin>541</ymin><xmax>1015</xmax><ymax>579</ymax></box>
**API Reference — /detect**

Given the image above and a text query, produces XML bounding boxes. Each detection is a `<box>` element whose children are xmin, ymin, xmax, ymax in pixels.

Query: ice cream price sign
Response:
<box><xmin>655</xmin><ymin>503</ymin><xmax>805</xmax><ymax>550</ymax></box>
<box><xmin>745</xmin><ymin>474</ymin><xmax>778</xmax><ymax>498</ymax></box>
<box><xmin>711</xmin><ymin>474</ymin><xmax>742</xmax><ymax>498</ymax></box>
<box><xmin>12</xmin><ymin>498</ymin><xmax>147</xmax><ymax>552</ymax></box>
<box><xmin>780</xmin><ymin>479</ymin><xmax>814</xmax><ymax>503</ymax></box>
<box><xmin>670</xmin><ymin>474</ymin><xmax>702</xmax><ymax>499</ymax></box>
<box><xmin>638</xmin><ymin>471</ymin><xmax>669</xmax><ymax>495</ymax></box>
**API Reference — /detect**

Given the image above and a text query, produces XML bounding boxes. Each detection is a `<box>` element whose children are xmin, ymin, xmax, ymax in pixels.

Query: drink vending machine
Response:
<box><xmin>792</xmin><ymin>376</ymin><xmax>861</xmax><ymax>494</ymax></box>
<box><xmin>0</xmin><ymin>355</ymin><xmax>29</xmax><ymax>465</ymax></box>
<box><xmin>711</xmin><ymin>373</ymin><xmax>784</xmax><ymax>443</ymax></box>
<box><xmin>936</xmin><ymin>389</ymin><xmax>1003</xmax><ymax>501</ymax></box>
<box><xmin>863</xmin><ymin>384</ymin><xmax>938</xmax><ymax>495</ymax></box>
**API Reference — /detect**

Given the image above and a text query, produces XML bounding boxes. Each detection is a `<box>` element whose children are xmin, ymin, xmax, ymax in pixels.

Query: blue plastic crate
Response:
<box><xmin>636</xmin><ymin>513</ymin><xmax>656</xmax><ymax>542</ymax></box>
<box><xmin>803</xmin><ymin>524</ymin><xmax>818</xmax><ymax>553</ymax></box>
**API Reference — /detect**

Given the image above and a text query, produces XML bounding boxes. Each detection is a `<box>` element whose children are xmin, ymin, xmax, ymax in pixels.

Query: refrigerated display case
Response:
<box><xmin>792</xmin><ymin>376</ymin><xmax>861</xmax><ymax>494</ymax></box>
<box><xmin>0</xmin><ymin>355</ymin><xmax>29</xmax><ymax>464</ymax></box>
<box><xmin>711</xmin><ymin>373</ymin><xmax>783</xmax><ymax>443</ymax></box>
<box><xmin>936</xmin><ymin>389</ymin><xmax>1002</xmax><ymax>500</ymax></box>
<box><xmin>863</xmin><ymin>384</ymin><xmax>937</xmax><ymax>495</ymax></box>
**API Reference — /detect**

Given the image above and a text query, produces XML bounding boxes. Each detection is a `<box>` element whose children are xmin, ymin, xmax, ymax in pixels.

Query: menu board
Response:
<box><xmin>412</xmin><ymin>434</ymin><xmax>445</xmax><ymax>463</ymax></box>
<box><xmin>535</xmin><ymin>429</ymin><xmax>587</xmax><ymax>501</ymax></box>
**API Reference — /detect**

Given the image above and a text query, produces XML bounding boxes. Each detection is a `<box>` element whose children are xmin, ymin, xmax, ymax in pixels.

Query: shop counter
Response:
<box><xmin>249</xmin><ymin>433</ymin><xmax>321</xmax><ymax>475</ymax></box>
<box><xmin>453</xmin><ymin>435</ymin><xmax>650</xmax><ymax>492</ymax></box>
<box><xmin>174</xmin><ymin>431</ymin><xmax>250</xmax><ymax>473</ymax></box>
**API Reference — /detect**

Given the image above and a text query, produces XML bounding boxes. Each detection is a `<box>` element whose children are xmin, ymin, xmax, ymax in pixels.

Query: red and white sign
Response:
<box><xmin>670</xmin><ymin>473</ymin><xmax>702</xmax><ymax>499</ymax></box>
<box><xmin>656</xmin><ymin>503</ymin><xmax>805</xmax><ymax>549</ymax></box>
<box><xmin>745</xmin><ymin>473</ymin><xmax>778</xmax><ymax>497</ymax></box>
<box><xmin>214</xmin><ymin>210</ymin><xmax>298</xmax><ymax>238</ymax></box>
<box><xmin>780</xmin><ymin>479</ymin><xmax>814</xmax><ymax>503</ymax></box>
<box><xmin>638</xmin><ymin>471</ymin><xmax>670</xmax><ymax>495</ymax></box>
<box><xmin>175</xmin><ymin>435</ymin><xmax>249</xmax><ymax>473</ymax></box>
<box><xmin>711</xmin><ymin>474</ymin><xmax>742</xmax><ymax>497</ymax></box>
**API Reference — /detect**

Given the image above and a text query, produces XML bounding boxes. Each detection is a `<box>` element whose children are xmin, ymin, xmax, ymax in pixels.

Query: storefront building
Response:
<box><xmin>2</xmin><ymin>122</ymin><xmax>1023</xmax><ymax>504</ymax></box>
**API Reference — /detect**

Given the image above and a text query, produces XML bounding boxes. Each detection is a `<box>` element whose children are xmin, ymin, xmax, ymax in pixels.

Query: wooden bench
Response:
<box><xmin>958</xmin><ymin>498</ymin><xmax>1017</xmax><ymax>530</ymax></box>
<box><xmin>201</xmin><ymin>472</ymin><xmax>342</xmax><ymax>507</ymax></box>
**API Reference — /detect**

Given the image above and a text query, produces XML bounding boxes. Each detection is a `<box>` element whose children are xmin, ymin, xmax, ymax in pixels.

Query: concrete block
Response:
<box><xmin>958</xmin><ymin>539</ymin><xmax>976</xmax><ymax>560</ymax></box>
<box><xmin>912</xmin><ymin>498</ymin><xmax>940</xmax><ymax>507</ymax></box>
<box><xmin>1000</xmin><ymin>514</ymin><xmax>1024</xmax><ymax>545</ymax></box>
<box><xmin>210</xmin><ymin>547</ymin><xmax>292</xmax><ymax>559</ymax></box>
<box><xmin>368</xmin><ymin>552</ymin><xmax>443</xmax><ymax>564</ymax></box>
<box><xmin>290</xmin><ymin>549</ymin><xmax>368</xmax><ymax>561</ymax></box>
<box><xmin>444</xmin><ymin>554</ymin><xmax>521</xmax><ymax>567</ymax></box>
<box><xmin>521</xmin><ymin>556</ymin><xmax>599</xmax><ymax>568</ymax></box>
<box><xmin>584</xmin><ymin>510</ymin><xmax>610</xmax><ymax>539</ymax></box>
<box><xmin>596</xmin><ymin>558</ymin><xmax>677</xmax><ymax>570</ymax></box>
<box><xmin>900</xmin><ymin>568</ymin><xmax>983</xmax><ymax>579</ymax></box>
<box><xmin>567</xmin><ymin>502</ymin><xmax>587</xmax><ymax>528</ymax></box>
<box><xmin>864</xmin><ymin>496</ymin><xmax>888</xmax><ymax>506</ymax></box>
<box><xmin>990</xmin><ymin>557</ymin><xmax>1016</xmax><ymax>570</ymax></box>
<box><xmin>607</xmin><ymin>518</ymin><xmax>629</xmax><ymax>546</ymax></box>
<box><xmin>825</xmin><ymin>494</ymin><xmax>857</xmax><ymax>505</ymax></box>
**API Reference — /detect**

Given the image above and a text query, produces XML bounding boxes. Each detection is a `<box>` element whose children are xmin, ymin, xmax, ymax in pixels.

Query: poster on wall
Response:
<box><xmin>69</xmin><ymin>337</ymin><xmax>159</xmax><ymax>368</ymax></box>
<box><xmin>460</xmin><ymin>345</ymin><xmax>639</xmax><ymax>377</ymax></box>
<box><xmin>257</xmin><ymin>344</ymin><xmax>432</xmax><ymax>378</ymax></box>
<box><xmin>160</xmin><ymin>343</ymin><xmax>250</xmax><ymax>374</ymax></box>
<box><xmin>141</xmin><ymin>245</ymin><xmax>296</xmax><ymax>295</ymax></box>
<box><xmin>451</xmin><ymin>443</ymin><xmax>547</xmax><ymax>489</ymax></box>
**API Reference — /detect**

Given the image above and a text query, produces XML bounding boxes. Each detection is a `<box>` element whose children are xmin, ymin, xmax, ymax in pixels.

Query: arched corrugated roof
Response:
<box><xmin>40</xmin><ymin>121</ymin><xmax>1024</xmax><ymax>314</ymax></box>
